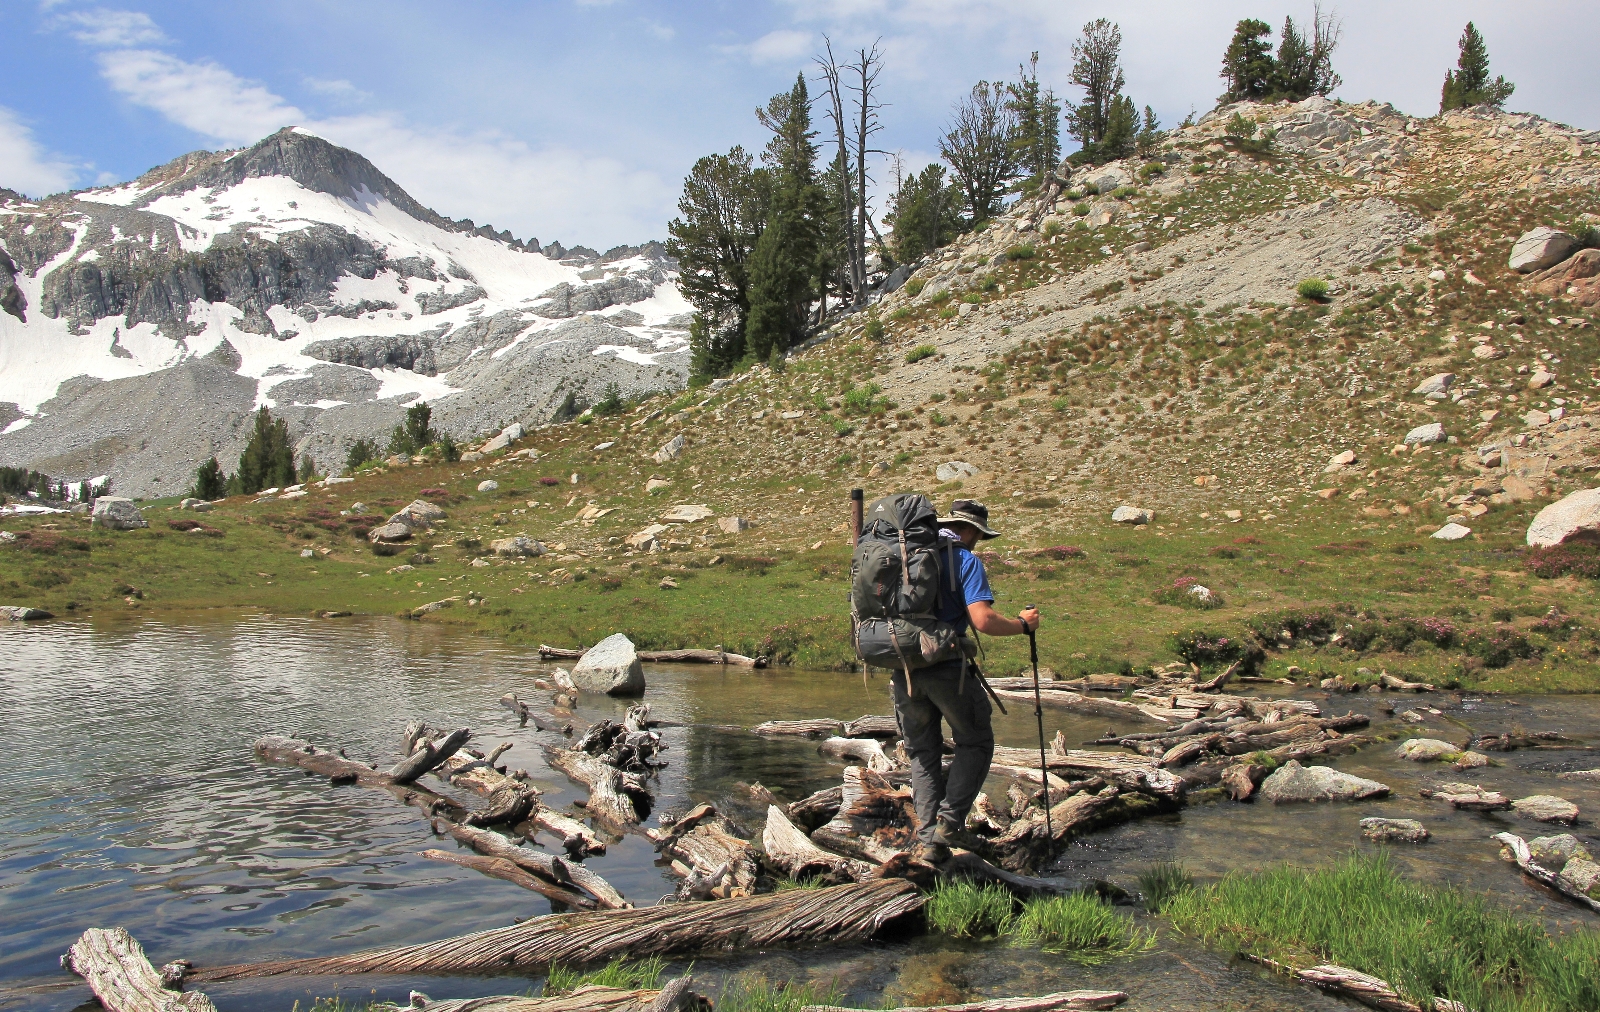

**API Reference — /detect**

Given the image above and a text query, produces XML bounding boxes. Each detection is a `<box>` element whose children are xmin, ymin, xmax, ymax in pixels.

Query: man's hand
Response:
<box><xmin>1019</xmin><ymin>606</ymin><xmax>1041</xmax><ymax>634</ymax></box>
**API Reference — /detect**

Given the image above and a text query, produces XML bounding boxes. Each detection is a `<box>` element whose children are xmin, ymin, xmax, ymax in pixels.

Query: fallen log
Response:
<box><xmin>788</xmin><ymin>785</ymin><xmax>843</xmax><ymax>831</ymax></box>
<box><xmin>810</xmin><ymin>767</ymin><xmax>918</xmax><ymax>864</ymax></box>
<box><xmin>650</xmin><ymin>803</ymin><xmax>760</xmax><ymax>898</ymax></box>
<box><xmin>417</xmin><ymin>980</ymin><xmax>703</xmax><ymax>1012</ymax></box>
<box><xmin>844</xmin><ymin>714</ymin><xmax>900</xmax><ymax>738</ymax></box>
<box><xmin>540</xmin><ymin>644</ymin><xmax>764</xmax><ymax>667</ymax></box>
<box><xmin>991</xmin><ymin>688</ymin><xmax>1166</xmax><ymax>723</ymax></box>
<box><xmin>391</xmin><ymin>727</ymin><xmax>471</xmax><ymax>784</ymax></box>
<box><xmin>543</xmin><ymin>745</ymin><xmax>650</xmax><ymax>826</ymax></box>
<box><xmin>803</xmin><ymin>992</ymin><xmax>1128</xmax><ymax>1012</ymax></box>
<box><xmin>1242</xmin><ymin>954</ymin><xmax>1467</xmax><ymax>1012</ymax></box>
<box><xmin>753</xmin><ymin>718</ymin><xmax>845</xmax><ymax>737</ymax></box>
<box><xmin>422</xmin><ymin>849</ymin><xmax>596</xmax><ymax>910</ymax></box>
<box><xmin>62</xmin><ymin>927</ymin><xmax>218</xmax><ymax>1012</ymax></box>
<box><xmin>993</xmin><ymin>789</ymin><xmax>1175</xmax><ymax>874</ymax></box>
<box><xmin>762</xmin><ymin>804</ymin><xmax>871</xmax><ymax>882</ymax></box>
<box><xmin>819</xmin><ymin>736</ymin><xmax>897</xmax><ymax>772</ymax></box>
<box><xmin>500</xmin><ymin>692</ymin><xmax>579</xmax><ymax>735</ymax></box>
<box><xmin>527</xmin><ymin>803</ymin><xmax>606</xmax><ymax>857</ymax></box>
<box><xmin>435</xmin><ymin>821</ymin><xmax>628</xmax><ymax>909</ymax></box>
<box><xmin>941</xmin><ymin>851</ymin><xmax>1097</xmax><ymax>898</ymax></box>
<box><xmin>192</xmin><ymin>879</ymin><xmax>924</xmax><ymax>982</ymax></box>
<box><xmin>1040</xmin><ymin>738</ymin><xmax>1186</xmax><ymax>799</ymax></box>
<box><xmin>1194</xmin><ymin>661</ymin><xmax>1239</xmax><ymax>692</ymax></box>
<box><xmin>255</xmin><ymin>735</ymin><xmax>467</xmax><ymax>821</ymax></box>
<box><xmin>1379</xmin><ymin>672</ymin><xmax>1435</xmax><ymax>692</ymax></box>
<box><xmin>1494</xmin><ymin>831</ymin><xmax>1600</xmax><ymax>914</ymax></box>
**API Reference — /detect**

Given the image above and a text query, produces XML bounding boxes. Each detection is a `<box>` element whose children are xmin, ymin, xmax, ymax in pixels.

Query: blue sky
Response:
<box><xmin>4</xmin><ymin>1</ymin><xmax>1596</xmax><ymax>248</ymax></box>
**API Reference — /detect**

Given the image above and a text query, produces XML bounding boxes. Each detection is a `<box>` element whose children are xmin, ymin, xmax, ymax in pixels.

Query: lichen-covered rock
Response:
<box><xmin>571</xmin><ymin>633</ymin><xmax>646</xmax><ymax>696</ymax></box>
<box><xmin>90</xmin><ymin>497</ymin><xmax>148</xmax><ymax>530</ymax></box>
<box><xmin>1259</xmin><ymin>760</ymin><xmax>1390</xmax><ymax>803</ymax></box>
<box><xmin>490</xmin><ymin>536</ymin><xmax>543</xmax><ymax>557</ymax></box>
<box><xmin>1397</xmin><ymin>738</ymin><xmax>1460</xmax><ymax>762</ymax></box>
<box><xmin>1404</xmin><ymin>422</ymin><xmax>1445</xmax><ymax>445</ymax></box>
<box><xmin>1360</xmin><ymin>817</ymin><xmax>1429</xmax><ymax>843</ymax></box>
<box><xmin>1511</xmin><ymin>794</ymin><xmax>1580</xmax><ymax>825</ymax></box>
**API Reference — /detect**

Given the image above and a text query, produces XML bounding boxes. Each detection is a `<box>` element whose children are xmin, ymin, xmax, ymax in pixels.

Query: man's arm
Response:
<box><xmin>967</xmin><ymin>600</ymin><xmax>1041</xmax><ymax>636</ymax></box>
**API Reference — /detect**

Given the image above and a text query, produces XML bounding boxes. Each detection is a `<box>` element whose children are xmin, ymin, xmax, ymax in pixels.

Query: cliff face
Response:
<box><xmin>0</xmin><ymin>128</ymin><xmax>692</xmax><ymax>496</ymax></box>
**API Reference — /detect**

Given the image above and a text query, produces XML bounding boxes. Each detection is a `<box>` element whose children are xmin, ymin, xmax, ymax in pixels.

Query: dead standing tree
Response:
<box><xmin>817</xmin><ymin>37</ymin><xmax>887</xmax><ymax>308</ymax></box>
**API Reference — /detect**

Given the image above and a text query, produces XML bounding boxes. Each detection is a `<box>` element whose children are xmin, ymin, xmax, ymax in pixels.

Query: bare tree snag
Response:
<box><xmin>391</xmin><ymin>728</ymin><xmax>471</xmax><ymax>784</ymax></box>
<box><xmin>422</xmin><ymin>849</ymin><xmax>596</xmax><ymax>910</ymax></box>
<box><xmin>435</xmin><ymin>821</ymin><xmax>628</xmax><ymax>910</ymax></box>
<box><xmin>255</xmin><ymin>735</ymin><xmax>466</xmax><ymax>821</ymax></box>
<box><xmin>62</xmin><ymin>928</ymin><xmax>218</xmax><ymax>1012</ymax></box>
<box><xmin>762</xmin><ymin>805</ymin><xmax>872</xmax><ymax>882</ymax></box>
<box><xmin>193</xmin><ymin>880</ymin><xmax>924</xmax><ymax>982</ymax></box>
<box><xmin>542</xmin><ymin>745</ymin><xmax>649</xmax><ymax>826</ymax></box>
<box><xmin>802</xmin><ymin>991</ymin><xmax>1129</xmax><ymax>1012</ymax></box>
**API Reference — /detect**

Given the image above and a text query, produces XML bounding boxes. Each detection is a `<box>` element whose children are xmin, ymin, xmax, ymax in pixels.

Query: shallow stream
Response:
<box><xmin>2</xmin><ymin>616</ymin><xmax>1597</xmax><ymax>1011</ymax></box>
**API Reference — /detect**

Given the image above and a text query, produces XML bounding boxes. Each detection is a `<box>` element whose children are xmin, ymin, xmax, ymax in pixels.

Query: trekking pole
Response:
<box><xmin>1025</xmin><ymin>604</ymin><xmax>1053</xmax><ymax>849</ymax></box>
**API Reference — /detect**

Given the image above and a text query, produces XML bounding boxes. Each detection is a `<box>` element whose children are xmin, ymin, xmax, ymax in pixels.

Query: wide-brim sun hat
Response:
<box><xmin>937</xmin><ymin>499</ymin><xmax>1000</xmax><ymax>539</ymax></box>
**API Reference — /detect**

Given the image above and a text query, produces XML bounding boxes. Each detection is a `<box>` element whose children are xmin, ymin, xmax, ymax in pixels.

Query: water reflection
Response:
<box><xmin>2</xmin><ymin>616</ymin><xmax>1597</xmax><ymax>1011</ymax></box>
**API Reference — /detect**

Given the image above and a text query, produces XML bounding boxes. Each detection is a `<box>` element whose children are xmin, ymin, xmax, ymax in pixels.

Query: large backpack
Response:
<box><xmin>850</xmin><ymin>493</ymin><xmax>964</xmax><ymax>675</ymax></box>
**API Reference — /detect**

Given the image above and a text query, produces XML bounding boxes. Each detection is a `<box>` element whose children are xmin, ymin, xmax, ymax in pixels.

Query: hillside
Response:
<box><xmin>0</xmin><ymin>128</ymin><xmax>691</xmax><ymax>498</ymax></box>
<box><xmin>4</xmin><ymin>95</ymin><xmax>1600</xmax><ymax>691</ymax></box>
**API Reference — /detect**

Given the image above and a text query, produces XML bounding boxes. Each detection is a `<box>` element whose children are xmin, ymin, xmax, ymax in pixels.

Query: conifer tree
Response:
<box><xmin>668</xmin><ymin>147</ymin><xmax>768</xmax><ymax>375</ymax></box>
<box><xmin>942</xmin><ymin>81</ymin><xmax>1018</xmax><ymax>222</ymax></box>
<box><xmin>1220</xmin><ymin>19</ymin><xmax>1276</xmax><ymax>102</ymax></box>
<box><xmin>886</xmin><ymin>163</ymin><xmax>962</xmax><ymax>264</ymax></box>
<box><xmin>747</xmin><ymin>74</ymin><xmax>825</xmax><ymax>364</ymax></box>
<box><xmin>192</xmin><ymin>457</ymin><xmax>225</xmax><ymax>499</ymax></box>
<box><xmin>1006</xmin><ymin>53</ymin><xmax>1063</xmax><ymax>185</ymax></box>
<box><xmin>235</xmin><ymin>406</ymin><xmax>295</xmax><ymax>494</ymax></box>
<box><xmin>389</xmin><ymin>400</ymin><xmax>437</xmax><ymax>456</ymax></box>
<box><xmin>1066</xmin><ymin>19</ymin><xmax>1126</xmax><ymax>155</ymax></box>
<box><xmin>1440</xmin><ymin>22</ymin><xmax>1514</xmax><ymax>112</ymax></box>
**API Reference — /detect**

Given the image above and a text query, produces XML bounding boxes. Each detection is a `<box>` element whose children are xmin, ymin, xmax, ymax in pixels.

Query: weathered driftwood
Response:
<box><xmin>992</xmin><ymin>789</ymin><xmax>1172</xmax><ymax>874</ymax></box>
<box><xmin>193</xmin><ymin>879</ymin><xmax>923</xmax><ymax>982</ymax></box>
<box><xmin>762</xmin><ymin>804</ymin><xmax>871</xmax><ymax>882</ymax></box>
<box><xmin>1042</xmin><ymin>738</ymin><xmax>1185</xmax><ymax>799</ymax></box>
<box><xmin>1243</xmin><ymin>955</ymin><xmax>1467</xmax><ymax>1012</ymax></box>
<box><xmin>422</xmin><ymin>849</ymin><xmax>596</xmax><ymax>910</ymax></box>
<box><xmin>436</xmin><ymin>820</ymin><xmax>628</xmax><ymax>909</ymax></box>
<box><xmin>650</xmin><ymin>803</ymin><xmax>760</xmax><ymax>898</ymax></box>
<box><xmin>788</xmin><ymin>786</ymin><xmax>844</xmax><ymax>831</ymax></box>
<box><xmin>1494</xmin><ymin>832</ymin><xmax>1600</xmax><ymax>913</ymax></box>
<box><xmin>811</xmin><ymin>767</ymin><xmax>918</xmax><ymax>864</ymax></box>
<box><xmin>1221</xmin><ymin>763</ymin><xmax>1268</xmax><ymax>801</ymax></box>
<box><xmin>991</xmin><ymin>688</ymin><xmax>1166</xmax><ymax>723</ymax></box>
<box><xmin>255</xmin><ymin>735</ymin><xmax>467</xmax><ymax>821</ymax></box>
<box><xmin>802</xmin><ymin>991</ymin><xmax>1128</xmax><ymax>1012</ymax></box>
<box><xmin>1379</xmin><ymin>672</ymin><xmax>1435</xmax><ymax>692</ymax></box>
<box><xmin>417</xmin><ymin>980</ymin><xmax>703</xmax><ymax>1012</ymax></box>
<box><xmin>543</xmin><ymin>745</ymin><xmax>649</xmax><ymax>826</ymax></box>
<box><xmin>391</xmin><ymin>727</ymin><xmax>471</xmax><ymax>784</ymax></box>
<box><xmin>819</xmin><ymin>735</ymin><xmax>897</xmax><ymax>772</ymax></box>
<box><xmin>1194</xmin><ymin>661</ymin><xmax>1239</xmax><ymax>692</ymax></box>
<box><xmin>500</xmin><ymin>692</ymin><xmax>579</xmax><ymax>735</ymax></box>
<box><xmin>753</xmin><ymin>718</ymin><xmax>845</xmax><ymax>737</ymax></box>
<box><xmin>62</xmin><ymin>928</ymin><xmax>219</xmax><ymax>1012</ymax></box>
<box><xmin>1473</xmin><ymin>730</ymin><xmax>1581</xmax><ymax>752</ymax></box>
<box><xmin>844</xmin><ymin>714</ymin><xmax>900</xmax><ymax>738</ymax></box>
<box><xmin>539</xmin><ymin>644</ymin><xmax>765</xmax><ymax>667</ymax></box>
<box><xmin>526</xmin><ymin>803</ymin><xmax>606</xmax><ymax>857</ymax></box>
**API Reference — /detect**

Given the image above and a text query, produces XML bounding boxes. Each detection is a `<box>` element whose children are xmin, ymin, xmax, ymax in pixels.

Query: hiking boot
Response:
<box><xmin>934</xmin><ymin>824</ymin><xmax>989</xmax><ymax>853</ymax></box>
<box><xmin>911</xmin><ymin>840</ymin><xmax>951</xmax><ymax>865</ymax></box>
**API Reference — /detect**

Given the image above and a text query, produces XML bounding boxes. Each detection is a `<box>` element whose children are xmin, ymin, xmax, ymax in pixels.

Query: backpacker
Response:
<box><xmin>850</xmin><ymin>493</ymin><xmax>964</xmax><ymax>676</ymax></box>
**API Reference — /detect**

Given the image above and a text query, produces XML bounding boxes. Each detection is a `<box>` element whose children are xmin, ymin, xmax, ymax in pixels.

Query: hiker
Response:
<box><xmin>851</xmin><ymin>494</ymin><xmax>1040</xmax><ymax>862</ymax></box>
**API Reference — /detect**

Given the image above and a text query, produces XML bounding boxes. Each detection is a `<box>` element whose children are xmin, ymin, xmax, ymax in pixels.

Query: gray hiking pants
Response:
<box><xmin>891</xmin><ymin>661</ymin><xmax>995</xmax><ymax>844</ymax></box>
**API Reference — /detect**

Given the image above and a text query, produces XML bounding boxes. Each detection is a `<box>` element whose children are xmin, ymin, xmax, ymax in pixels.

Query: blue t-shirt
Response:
<box><xmin>935</xmin><ymin>528</ymin><xmax>994</xmax><ymax>635</ymax></box>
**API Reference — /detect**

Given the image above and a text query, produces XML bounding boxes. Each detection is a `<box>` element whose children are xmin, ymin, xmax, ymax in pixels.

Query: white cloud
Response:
<box><xmin>0</xmin><ymin>106</ymin><xmax>79</xmax><ymax>197</ymax></box>
<box><xmin>303</xmin><ymin>77</ymin><xmax>372</xmax><ymax>103</ymax></box>
<box><xmin>56</xmin><ymin>7</ymin><xmax>167</xmax><ymax>47</ymax></box>
<box><xmin>742</xmin><ymin>29</ymin><xmax>816</xmax><ymax>65</ymax></box>
<box><xmin>96</xmin><ymin>48</ymin><xmax>304</xmax><ymax>144</ymax></box>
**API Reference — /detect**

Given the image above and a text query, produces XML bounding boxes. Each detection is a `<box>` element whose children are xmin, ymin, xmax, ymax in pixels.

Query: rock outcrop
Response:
<box><xmin>1527</xmin><ymin>488</ymin><xmax>1600</xmax><ymax>547</ymax></box>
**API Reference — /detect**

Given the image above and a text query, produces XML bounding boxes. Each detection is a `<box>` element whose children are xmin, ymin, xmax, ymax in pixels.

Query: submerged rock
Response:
<box><xmin>1360</xmin><ymin>817</ymin><xmax>1429</xmax><ymax>843</ymax></box>
<box><xmin>1259</xmin><ymin>760</ymin><xmax>1390</xmax><ymax>803</ymax></box>
<box><xmin>1511</xmin><ymin>794</ymin><xmax>1580</xmax><ymax>825</ymax></box>
<box><xmin>0</xmin><ymin>606</ymin><xmax>53</xmax><ymax>621</ymax></box>
<box><xmin>1397</xmin><ymin>738</ymin><xmax>1460</xmax><ymax>762</ymax></box>
<box><xmin>571</xmin><ymin>632</ymin><xmax>646</xmax><ymax>696</ymax></box>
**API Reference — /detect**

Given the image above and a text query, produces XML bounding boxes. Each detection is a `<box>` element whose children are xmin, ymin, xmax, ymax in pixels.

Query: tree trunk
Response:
<box><xmin>753</xmin><ymin>719</ymin><xmax>844</xmax><ymax>738</ymax></box>
<box><xmin>788</xmin><ymin>785</ymin><xmax>843</xmax><ymax>831</ymax></box>
<box><xmin>542</xmin><ymin>745</ymin><xmax>649</xmax><ymax>827</ymax></box>
<box><xmin>762</xmin><ymin>804</ymin><xmax>871</xmax><ymax>882</ymax></box>
<box><xmin>650</xmin><ymin>803</ymin><xmax>760</xmax><ymax>899</ymax></box>
<box><xmin>417</xmin><ymin>980</ymin><xmax>703</xmax><ymax>1012</ymax></box>
<box><xmin>527</xmin><ymin>803</ymin><xmax>606</xmax><ymax>857</ymax></box>
<box><xmin>421</xmin><ymin>849</ymin><xmax>597</xmax><ymax>910</ymax></box>
<box><xmin>391</xmin><ymin>727</ymin><xmax>471</xmax><ymax>784</ymax></box>
<box><xmin>193</xmin><ymin>880</ymin><xmax>924</xmax><ymax>982</ymax></box>
<box><xmin>818</xmin><ymin>736</ymin><xmax>896</xmax><ymax>772</ymax></box>
<box><xmin>1494</xmin><ymin>831</ymin><xmax>1600</xmax><ymax>913</ymax></box>
<box><xmin>810</xmin><ymin>767</ymin><xmax>918</xmax><ymax>864</ymax></box>
<box><xmin>990</xmin><ymin>688</ymin><xmax>1166</xmax><ymax>724</ymax></box>
<box><xmin>803</xmin><ymin>991</ymin><xmax>1128</xmax><ymax>1012</ymax></box>
<box><xmin>63</xmin><ymin>928</ymin><xmax>219</xmax><ymax>1012</ymax></box>
<box><xmin>843</xmin><ymin>714</ymin><xmax>899</xmax><ymax>738</ymax></box>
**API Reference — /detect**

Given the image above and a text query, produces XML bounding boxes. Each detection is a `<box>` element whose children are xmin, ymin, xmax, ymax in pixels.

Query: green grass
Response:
<box><xmin>1296</xmin><ymin>277</ymin><xmax>1330</xmax><ymax>300</ymax></box>
<box><xmin>544</xmin><ymin>955</ymin><xmax>666</xmax><ymax>995</ymax></box>
<box><xmin>926</xmin><ymin>880</ymin><xmax>1016</xmax><ymax>937</ymax></box>
<box><xmin>1137</xmin><ymin>862</ymin><xmax>1194</xmax><ymax>913</ymax></box>
<box><xmin>905</xmin><ymin>344</ymin><xmax>938</xmax><ymax>364</ymax></box>
<box><xmin>1163</xmin><ymin>853</ymin><xmax>1600</xmax><ymax>1012</ymax></box>
<box><xmin>1009</xmin><ymin>894</ymin><xmax>1155</xmax><ymax>962</ymax></box>
<box><xmin>716</xmin><ymin>976</ymin><xmax>843</xmax><ymax>1012</ymax></box>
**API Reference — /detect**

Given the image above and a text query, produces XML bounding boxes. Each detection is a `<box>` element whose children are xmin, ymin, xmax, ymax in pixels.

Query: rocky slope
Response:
<box><xmin>0</xmin><ymin>128</ymin><xmax>690</xmax><ymax>497</ymax></box>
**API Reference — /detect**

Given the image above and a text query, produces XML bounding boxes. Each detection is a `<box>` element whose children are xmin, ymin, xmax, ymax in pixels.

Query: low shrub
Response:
<box><xmin>11</xmin><ymin>530</ymin><xmax>91</xmax><ymax>554</ymax></box>
<box><xmin>1006</xmin><ymin>244</ymin><xmax>1036</xmax><ymax>260</ymax></box>
<box><xmin>888</xmin><ymin>307</ymin><xmax>911</xmax><ymax>322</ymax></box>
<box><xmin>1172</xmin><ymin>628</ymin><xmax>1245</xmax><ymax>667</ymax></box>
<box><xmin>539</xmin><ymin>476</ymin><xmax>561</xmax><ymax>486</ymax></box>
<box><xmin>1034</xmin><ymin>545</ymin><xmax>1086</xmax><ymax>560</ymax></box>
<box><xmin>1246</xmin><ymin>608</ymin><xmax>1339</xmax><ymax>644</ymax></box>
<box><xmin>1154</xmin><ymin>576</ymin><xmax>1223</xmax><ymax>609</ymax></box>
<box><xmin>1297</xmin><ymin>277</ymin><xmax>1330</xmax><ymax>300</ymax></box>
<box><xmin>1462</xmin><ymin>626</ymin><xmax>1537</xmax><ymax>668</ymax></box>
<box><xmin>863</xmin><ymin>310</ymin><xmax>885</xmax><ymax>343</ymax></box>
<box><xmin>929</xmin><ymin>289</ymin><xmax>952</xmax><ymax>305</ymax></box>
<box><xmin>1110</xmin><ymin>186</ymin><xmax>1137</xmax><ymax>200</ymax></box>
<box><xmin>905</xmin><ymin>278</ymin><xmax>926</xmax><ymax>297</ymax></box>
<box><xmin>904</xmin><ymin>343</ymin><xmax>937</xmax><ymax>364</ymax></box>
<box><xmin>1021</xmin><ymin>496</ymin><xmax>1058</xmax><ymax>509</ymax></box>
<box><xmin>1073</xmin><ymin>202</ymin><xmax>1090</xmax><ymax>217</ymax></box>
<box><xmin>938</xmin><ymin>307</ymin><xmax>958</xmax><ymax>320</ymax></box>
<box><xmin>1138</xmin><ymin>161</ymin><xmax>1166</xmax><ymax>180</ymax></box>
<box><xmin>1526</xmin><ymin>544</ymin><xmax>1600</xmax><ymax>579</ymax></box>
